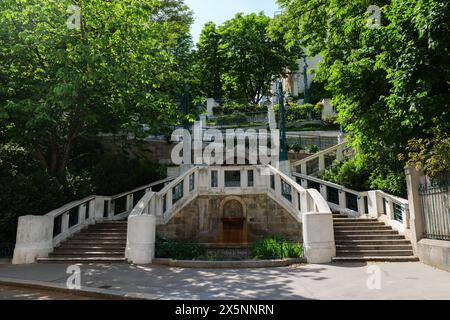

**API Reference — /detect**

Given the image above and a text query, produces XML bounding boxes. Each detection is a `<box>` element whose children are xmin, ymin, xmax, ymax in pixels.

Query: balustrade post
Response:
<box><xmin>93</xmin><ymin>196</ymin><xmax>106</xmax><ymax>221</ymax></box>
<box><xmin>318</xmin><ymin>154</ymin><xmax>326</xmax><ymax>172</ymax></box>
<box><xmin>12</xmin><ymin>215</ymin><xmax>54</xmax><ymax>264</ymax></box>
<box><xmin>405</xmin><ymin>166</ymin><xmax>424</xmax><ymax>247</ymax></box>
<box><xmin>336</xmin><ymin>146</ymin><xmax>344</xmax><ymax>162</ymax></box>
<box><xmin>301</xmin><ymin>163</ymin><xmax>307</xmax><ymax>175</ymax></box>
<box><xmin>367</xmin><ymin>191</ymin><xmax>380</xmax><ymax>218</ymax></box>
<box><xmin>338</xmin><ymin>190</ymin><xmax>346</xmax><ymax>211</ymax></box>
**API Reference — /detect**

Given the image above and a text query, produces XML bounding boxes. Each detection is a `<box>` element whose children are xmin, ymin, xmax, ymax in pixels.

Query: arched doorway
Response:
<box><xmin>220</xmin><ymin>197</ymin><xmax>247</xmax><ymax>244</ymax></box>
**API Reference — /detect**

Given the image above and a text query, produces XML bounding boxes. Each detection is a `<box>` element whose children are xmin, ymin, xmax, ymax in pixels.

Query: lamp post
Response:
<box><xmin>302</xmin><ymin>55</ymin><xmax>310</xmax><ymax>104</ymax></box>
<box><xmin>181</xmin><ymin>83</ymin><xmax>190</xmax><ymax>130</ymax></box>
<box><xmin>278</xmin><ymin>82</ymin><xmax>288</xmax><ymax>163</ymax></box>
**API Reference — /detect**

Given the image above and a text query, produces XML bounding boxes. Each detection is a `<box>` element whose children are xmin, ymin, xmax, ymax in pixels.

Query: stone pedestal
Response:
<box><xmin>126</xmin><ymin>214</ymin><xmax>156</xmax><ymax>265</ymax></box>
<box><xmin>303</xmin><ymin>212</ymin><xmax>336</xmax><ymax>263</ymax></box>
<box><xmin>12</xmin><ymin>215</ymin><xmax>54</xmax><ymax>264</ymax></box>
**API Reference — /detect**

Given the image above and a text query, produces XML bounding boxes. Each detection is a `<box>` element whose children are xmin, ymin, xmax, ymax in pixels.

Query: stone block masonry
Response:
<box><xmin>157</xmin><ymin>194</ymin><xmax>303</xmax><ymax>243</ymax></box>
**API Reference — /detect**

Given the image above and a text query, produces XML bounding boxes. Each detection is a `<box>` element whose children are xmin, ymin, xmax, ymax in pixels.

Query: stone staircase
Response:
<box><xmin>332</xmin><ymin>213</ymin><xmax>419</xmax><ymax>262</ymax></box>
<box><xmin>37</xmin><ymin>221</ymin><xmax>127</xmax><ymax>263</ymax></box>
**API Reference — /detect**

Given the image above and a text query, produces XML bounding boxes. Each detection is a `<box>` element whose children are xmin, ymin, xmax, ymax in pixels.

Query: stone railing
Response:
<box><xmin>293</xmin><ymin>173</ymin><xmax>410</xmax><ymax>234</ymax></box>
<box><xmin>12</xmin><ymin>177</ymin><xmax>174</xmax><ymax>264</ymax></box>
<box><xmin>291</xmin><ymin>142</ymin><xmax>353</xmax><ymax>176</ymax></box>
<box><xmin>126</xmin><ymin>164</ymin><xmax>336</xmax><ymax>264</ymax></box>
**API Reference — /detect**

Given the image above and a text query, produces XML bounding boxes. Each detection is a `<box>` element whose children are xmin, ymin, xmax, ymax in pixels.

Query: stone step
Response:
<box><xmin>50</xmin><ymin>251</ymin><xmax>124</xmax><ymax>257</ymax></box>
<box><xmin>86</xmin><ymin>226</ymin><xmax>128</xmax><ymax>230</ymax></box>
<box><xmin>333</xmin><ymin>217</ymin><xmax>377</xmax><ymax>221</ymax></box>
<box><xmin>55</xmin><ymin>246</ymin><xmax>125</xmax><ymax>251</ymax></box>
<box><xmin>64</xmin><ymin>240</ymin><xmax>126</xmax><ymax>245</ymax></box>
<box><xmin>332</xmin><ymin>256</ymin><xmax>420</xmax><ymax>263</ymax></box>
<box><xmin>70</xmin><ymin>237</ymin><xmax>128</xmax><ymax>241</ymax></box>
<box><xmin>334</xmin><ymin>226</ymin><xmax>393</xmax><ymax>231</ymax></box>
<box><xmin>37</xmin><ymin>257</ymin><xmax>127</xmax><ymax>263</ymax></box>
<box><xmin>336</xmin><ymin>250</ymin><xmax>414</xmax><ymax>257</ymax></box>
<box><xmin>335</xmin><ymin>239</ymin><xmax>412</xmax><ymax>246</ymax></box>
<box><xmin>335</xmin><ymin>234</ymin><xmax>406</xmax><ymax>240</ymax></box>
<box><xmin>333</xmin><ymin>222</ymin><xmax>385</xmax><ymax>227</ymax></box>
<box><xmin>80</xmin><ymin>230</ymin><xmax>127</xmax><ymax>235</ymax></box>
<box><xmin>336</xmin><ymin>244</ymin><xmax>413</xmax><ymax>251</ymax></box>
<box><xmin>334</xmin><ymin>230</ymin><xmax>398</xmax><ymax>235</ymax></box>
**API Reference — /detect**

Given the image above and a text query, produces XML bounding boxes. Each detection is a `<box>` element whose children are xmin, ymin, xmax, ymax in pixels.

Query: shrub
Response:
<box><xmin>216</xmin><ymin>112</ymin><xmax>247</xmax><ymax>126</ymax></box>
<box><xmin>155</xmin><ymin>235</ymin><xmax>206</xmax><ymax>260</ymax></box>
<box><xmin>307</xmin><ymin>145</ymin><xmax>320</xmax><ymax>153</ymax></box>
<box><xmin>251</xmin><ymin>236</ymin><xmax>303</xmax><ymax>260</ymax></box>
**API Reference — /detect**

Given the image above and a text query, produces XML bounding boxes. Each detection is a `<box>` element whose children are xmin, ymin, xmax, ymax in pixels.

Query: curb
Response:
<box><xmin>0</xmin><ymin>277</ymin><xmax>156</xmax><ymax>300</ymax></box>
<box><xmin>153</xmin><ymin>258</ymin><xmax>306</xmax><ymax>269</ymax></box>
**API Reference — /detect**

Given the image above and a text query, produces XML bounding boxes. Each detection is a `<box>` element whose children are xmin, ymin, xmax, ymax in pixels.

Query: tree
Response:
<box><xmin>194</xmin><ymin>12</ymin><xmax>299</xmax><ymax>104</ymax></box>
<box><xmin>0</xmin><ymin>0</ymin><xmax>193</xmax><ymax>176</ymax></box>
<box><xmin>275</xmin><ymin>0</ymin><xmax>450</xmax><ymax>180</ymax></box>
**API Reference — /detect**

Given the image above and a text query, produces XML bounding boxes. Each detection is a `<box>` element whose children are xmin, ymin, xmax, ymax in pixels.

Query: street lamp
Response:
<box><xmin>278</xmin><ymin>81</ymin><xmax>288</xmax><ymax>163</ymax></box>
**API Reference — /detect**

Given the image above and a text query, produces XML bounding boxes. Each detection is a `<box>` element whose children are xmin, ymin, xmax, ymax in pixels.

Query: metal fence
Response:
<box><xmin>419</xmin><ymin>174</ymin><xmax>450</xmax><ymax>241</ymax></box>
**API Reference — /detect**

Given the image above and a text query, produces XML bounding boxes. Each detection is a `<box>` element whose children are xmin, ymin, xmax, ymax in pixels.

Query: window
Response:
<box><xmin>163</xmin><ymin>194</ymin><xmax>167</xmax><ymax>213</ymax></box>
<box><xmin>103</xmin><ymin>200</ymin><xmax>109</xmax><ymax>218</ymax></box>
<box><xmin>211</xmin><ymin>170</ymin><xmax>218</xmax><ymax>188</ymax></box>
<box><xmin>282</xmin><ymin>180</ymin><xmax>292</xmax><ymax>202</ymax></box>
<box><xmin>225</xmin><ymin>171</ymin><xmax>241</xmax><ymax>187</ymax></box>
<box><xmin>393</xmin><ymin>203</ymin><xmax>403</xmax><ymax>222</ymax></box>
<box><xmin>172</xmin><ymin>182</ymin><xmax>184</xmax><ymax>204</ymax></box>
<box><xmin>68</xmin><ymin>207</ymin><xmax>79</xmax><ymax>228</ymax></box>
<box><xmin>247</xmin><ymin>170</ymin><xmax>254</xmax><ymax>187</ymax></box>
<box><xmin>114</xmin><ymin>196</ymin><xmax>127</xmax><ymax>215</ymax></box>
<box><xmin>327</xmin><ymin>187</ymin><xmax>339</xmax><ymax>205</ymax></box>
<box><xmin>85</xmin><ymin>202</ymin><xmax>90</xmax><ymax>220</ymax></box>
<box><xmin>346</xmin><ymin>193</ymin><xmax>358</xmax><ymax>212</ymax></box>
<box><xmin>189</xmin><ymin>174</ymin><xmax>195</xmax><ymax>191</ymax></box>
<box><xmin>53</xmin><ymin>215</ymin><xmax>62</xmax><ymax>237</ymax></box>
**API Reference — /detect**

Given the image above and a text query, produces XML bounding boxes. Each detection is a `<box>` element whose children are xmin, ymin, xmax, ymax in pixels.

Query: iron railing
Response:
<box><xmin>419</xmin><ymin>174</ymin><xmax>450</xmax><ymax>241</ymax></box>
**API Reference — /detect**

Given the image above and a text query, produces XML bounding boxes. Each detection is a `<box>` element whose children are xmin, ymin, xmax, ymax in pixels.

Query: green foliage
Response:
<box><xmin>251</xmin><ymin>236</ymin><xmax>303</xmax><ymax>260</ymax></box>
<box><xmin>0</xmin><ymin>141</ymin><xmax>167</xmax><ymax>251</ymax></box>
<box><xmin>275</xmin><ymin>0</ymin><xmax>450</xmax><ymax>180</ymax></box>
<box><xmin>307</xmin><ymin>145</ymin><xmax>320</xmax><ymax>154</ymax></box>
<box><xmin>321</xmin><ymin>153</ymin><xmax>407</xmax><ymax>197</ymax></box>
<box><xmin>274</xmin><ymin>102</ymin><xmax>321</xmax><ymax>123</ymax></box>
<box><xmin>155</xmin><ymin>235</ymin><xmax>206</xmax><ymax>260</ymax></box>
<box><xmin>288</xmin><ymin>143</ymin><xmax>304</xmax><ymax>153</ymax></box>
<box><xmin>194</xmin><ymin>12</ymin><xmax>299</xmax><ymax>104</ymax></box>
<box><xmin>0</xmin><ymin>0</ymin><xmax>193</xmax><ymax>175</ymax></box>
<box><xmin>215</xmin><ymin>112</ymin><xmax>247</xmax><ymax>126</ymax></box>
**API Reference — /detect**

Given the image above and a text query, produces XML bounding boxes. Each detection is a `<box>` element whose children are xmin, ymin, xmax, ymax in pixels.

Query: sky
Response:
<box><xmin>184</xmin><ymin>0</ymin><xmax>280</xmax><ymax>44</ymax></box>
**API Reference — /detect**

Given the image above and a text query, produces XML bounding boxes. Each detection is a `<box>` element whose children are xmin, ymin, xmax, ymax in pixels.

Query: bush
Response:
<box><xmin>251</xmin><ymin>236</ymin><xmax>303</xmax><ymax>260</ymax></box>
<box><xmin>215</xmin><ymin>112</ymin><xmax>247</xmax><ymax>126</ymax></box>
<box><xmin>320</xmin><ymin>153</ymin><xmax>407</xmax><ymax>197</ymax></box>
<box><xmin>155</xmin><ymin>235</ymin><xmax>206</xmax><ymax>260</ymax></box>
<box><xmin>307</xmin><ymin>145</ymin><xmax>320</xmax><ymax>153</ymax></box>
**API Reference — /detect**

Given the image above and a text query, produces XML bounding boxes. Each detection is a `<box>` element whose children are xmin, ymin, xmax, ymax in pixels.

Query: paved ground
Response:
<box><xmin>0</xmin><ymin>284</ymin><xmax>100</xmax><ymax>300</ymax></box>
<box><xmin>0</xmin><ymin>262</ymin><xmax>449</xmax><ymax>300</ymax></box>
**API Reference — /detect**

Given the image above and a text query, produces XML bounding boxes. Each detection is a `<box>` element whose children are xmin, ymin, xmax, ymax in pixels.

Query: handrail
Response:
<box><xmin>293</xmin><ymin>172</ymin><xmax>410</xmax><ymax>231</ymax></box>
<box><xmin>42</xmin><ymin>176</ymin><xmax>175</xmax><ymax>246</ymax></box>
<box><xmin>291</xmin><ymin>141</ymin><xmax>353</xmax><ymax>176</ymax></box>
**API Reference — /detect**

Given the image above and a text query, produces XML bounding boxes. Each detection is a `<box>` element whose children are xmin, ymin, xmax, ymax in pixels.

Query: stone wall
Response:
<box><xmin>157</xmin><ymin>194</ymin><xmax>302</xmax><ymax>243</ymax></box>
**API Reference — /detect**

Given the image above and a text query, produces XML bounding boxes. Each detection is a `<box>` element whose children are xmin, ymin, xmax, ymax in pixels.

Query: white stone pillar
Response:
<box><xmin>303</xmin><ymin>212</ymin><xmax>336</xmax><ymax>263</ymax></box>
<box><xmin>405</xmin><ymin>167</ymin><xmax>425</xmax><ymax>248</ymax></box>
<box><xmin>12</xmin><ymin>215</ymin><xmax>54</xmax><ymax>264</ymax></box>
<box><xmin>367</xmin><ymin>191</ymin><xmax>380</xmax><ymax>219</ymax></box>
<box><xmin>125</xmin><ymin>215</ymin><xmax>156</xmax><ymax>265</ymax></box>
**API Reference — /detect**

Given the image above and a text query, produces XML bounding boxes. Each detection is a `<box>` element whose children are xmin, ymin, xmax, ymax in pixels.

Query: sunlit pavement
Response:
<box><xmin>0</xmin><ymin>262</ymin><xmax>449</xmax><ymax>300</ymax></box>
<box><xmin>0</xmin><ymin>284</ymin><xmax>99</xmax><ymax>300</ymax></box>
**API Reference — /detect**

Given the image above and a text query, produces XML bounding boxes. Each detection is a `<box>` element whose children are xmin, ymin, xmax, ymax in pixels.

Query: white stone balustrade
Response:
<box><xmin>294</xmin><ymin>172</ymin><xmax>411</xmax><ymax>235</ymax></box>
<box><xmin>12</xmin><ymin>177</ymin><xmax>175</xmax><ymax>264</ymax></box>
